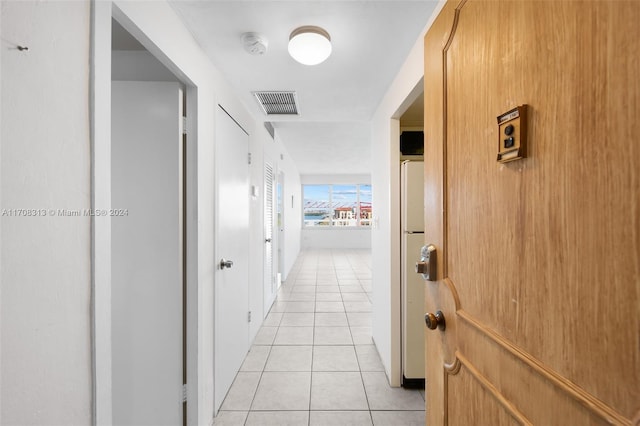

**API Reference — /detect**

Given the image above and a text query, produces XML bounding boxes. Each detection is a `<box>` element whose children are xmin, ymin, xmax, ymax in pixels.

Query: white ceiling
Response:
<box><xmin>168</xmin><ymin>1</ymin><xmax>437</xmax><ymax>175</ymax></box>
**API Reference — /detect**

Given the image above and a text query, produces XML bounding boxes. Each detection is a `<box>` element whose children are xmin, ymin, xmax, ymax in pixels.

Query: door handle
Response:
<box><xmin>425</xmin><ymin>311</ymin><xmax>446</xmax><ymax>331</ymax></box>
<box><xmin>265</xmin><ymin>238</ymin><xmax>272</xmax><ymax>243</ymax></box>
<box><xmin>219</xmin><ymin>258</ymin><xmax>234</xmax><ymax>270</ymax></box>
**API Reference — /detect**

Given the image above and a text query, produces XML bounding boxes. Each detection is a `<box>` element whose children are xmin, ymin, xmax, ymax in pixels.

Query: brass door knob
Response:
<box><xmin>425</xmin><ymin>311</ymin><xmax>446</xmax><ymax>331</ymax></box>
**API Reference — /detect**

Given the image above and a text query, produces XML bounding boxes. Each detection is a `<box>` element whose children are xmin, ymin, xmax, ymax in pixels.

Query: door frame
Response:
<box><xmin>110</xmin><ymin>80</ymin><xmax>185</xmax><ymax>425</ymax></box>
<box><xmin>388</xmin><ymin>80</ymin><xmax>427</xmax><ymax>387</ymax></box>
<box><xmin>91</xmin><ymin>2</ymin><xmax>199</xmax><ymax>424</ymax></box>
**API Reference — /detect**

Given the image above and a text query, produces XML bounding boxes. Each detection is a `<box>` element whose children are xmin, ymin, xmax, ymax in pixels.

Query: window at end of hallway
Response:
<box><xmin>303</xmin><ymin>184</ymin><xmax>372</xmax><ymax>228</ymax></box>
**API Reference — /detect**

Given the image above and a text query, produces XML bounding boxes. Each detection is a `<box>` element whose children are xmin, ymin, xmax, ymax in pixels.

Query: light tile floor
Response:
<box><xmin>214</xmin><ymin>249</ymin><xmax>425</xmax><ymax>426</ymax></box>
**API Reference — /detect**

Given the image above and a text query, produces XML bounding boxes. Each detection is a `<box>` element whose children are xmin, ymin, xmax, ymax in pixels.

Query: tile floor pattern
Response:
<box><xmin>214</xmin><ymin>249</ymin><xmax>425</xmax><ymax>426</ymax></box>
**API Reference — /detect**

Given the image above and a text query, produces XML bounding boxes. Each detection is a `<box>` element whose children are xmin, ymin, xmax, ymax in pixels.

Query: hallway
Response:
<box><xmin>214</xmin><ymin>249</ymin><xmax>425</xmax><ymax>425</ymax></box>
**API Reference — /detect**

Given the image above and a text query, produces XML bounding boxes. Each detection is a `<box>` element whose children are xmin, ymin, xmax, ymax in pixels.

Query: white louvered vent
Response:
<box><xmin>253</xmin><ymin>91</ymin><xmax>299</xmax><ymax>115</ymax></box>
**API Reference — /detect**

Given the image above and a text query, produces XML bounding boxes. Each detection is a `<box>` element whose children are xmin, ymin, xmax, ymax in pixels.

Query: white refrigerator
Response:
<box><xmin>401</xmin><ymin>160</ymin><xmax>425</xmax><ymax>384</ymax></box>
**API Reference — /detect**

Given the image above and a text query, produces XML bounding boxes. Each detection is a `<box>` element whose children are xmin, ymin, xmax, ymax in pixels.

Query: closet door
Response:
<box><xmin>214</xmin><ymin>106</ymin><xmax>250</xmax><ymax>413</ymax></box>
<box><xmin>264</xmin><ymin>162</ymin><xmax>276</xmax><ymax>312</ymax></box>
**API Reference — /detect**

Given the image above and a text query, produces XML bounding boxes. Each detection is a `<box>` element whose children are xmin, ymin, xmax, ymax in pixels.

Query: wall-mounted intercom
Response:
<box><xmin>497</xmin><ymin>105</ymin><xmax>528</xmax><ymax>163</ymax></box>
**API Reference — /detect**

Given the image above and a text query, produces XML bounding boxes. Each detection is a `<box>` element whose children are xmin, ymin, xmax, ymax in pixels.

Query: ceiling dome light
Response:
<box><xmin>288</xmin><ymin>26</ymin><xmax>332</xmax><ymax>66</ymax></box>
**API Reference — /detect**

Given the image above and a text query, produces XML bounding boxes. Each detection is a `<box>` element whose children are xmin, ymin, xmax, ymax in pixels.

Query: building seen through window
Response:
<box><xmin>303</xmin><ymin>184</ymin><xmax>372</xmax><ymax>227</ymax></box>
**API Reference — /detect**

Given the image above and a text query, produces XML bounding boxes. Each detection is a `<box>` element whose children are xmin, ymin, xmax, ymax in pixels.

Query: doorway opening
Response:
<box><xmin>391</xmin><ymin>81</ymin><xmax>425</xmax><ymax>390</ymax></box>
<box><xmin>110</xmin><ymin>17</ymin><xmax>189</xmax><ymax>425</ymax></box>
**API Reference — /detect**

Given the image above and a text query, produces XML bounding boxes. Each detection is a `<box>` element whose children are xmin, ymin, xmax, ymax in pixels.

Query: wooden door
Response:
<box><xmin>423</xmin><ymin>1</ymin><xmax>639</xmax><ymax>424</ymax></box>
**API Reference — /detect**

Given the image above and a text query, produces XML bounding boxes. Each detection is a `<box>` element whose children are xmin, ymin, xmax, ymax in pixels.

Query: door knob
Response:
<box><xmin>425</xmin><ymin>311</ymin><xmax>446</xmax><ymax>331</ymax></box>
<box><xmin>265</xmin><ymin>238</ymin><xmax>272</xmax><ymax>243</ymax></box>
<box><xmin>219</xmin><ymin>258</ymin><xmax>234</xmax><ymax>269</ymax></box>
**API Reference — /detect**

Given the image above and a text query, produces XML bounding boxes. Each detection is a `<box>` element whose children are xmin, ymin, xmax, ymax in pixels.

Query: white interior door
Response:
<box><xmin>277</xmin><ymin>172</ymin><xmax>285</xmax><ymax>285</ymax></box>
<box><xmin>111</xmin><ymin>81</ymin><xmax>183</xmax><ymax>425</ymax></box>
<box><xmin>263</xmin><ymin>162</ymin><xmax>276</xmax><ymax>312</ymax></box>
<box><xmin>214</xmin><ymin>106</ymin><xmax>250</xmax><ymax>413</ymax></box>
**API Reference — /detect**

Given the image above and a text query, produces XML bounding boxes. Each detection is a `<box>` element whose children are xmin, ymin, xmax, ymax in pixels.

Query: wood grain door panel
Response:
<box><xmin>424</xmin><ymin>1</ymin><xmax>639</xmax><ymax>424</ymax></box>
<box><xmin>447</xmin><ymin>365</ymin><xmax>521</xmax><ymax>426</ymax></box>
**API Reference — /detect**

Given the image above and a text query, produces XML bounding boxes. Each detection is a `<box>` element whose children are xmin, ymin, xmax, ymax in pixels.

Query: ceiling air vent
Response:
<box><xmin>253</xmin><ymin>91</ymin><xmax>299</xmax><ymax>115</ymax></box>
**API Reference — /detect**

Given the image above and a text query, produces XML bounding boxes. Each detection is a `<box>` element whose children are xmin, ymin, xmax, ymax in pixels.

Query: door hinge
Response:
<box><xmin>182</xmin><ymin>117</ymin><xmax>187</xmax><ymax>135</ymax></box>
<box><xmin>248</xmin><ymin>311</ymin><xmax>252</xmax><ymax>323</ymax></box>
<box><xmin>248</xmin><ymin>152</ymin><xmax>252</xmax><ymax>165</ymax></box>
<box><xmin>182</xmin><ymin>384</ymin><xmax>187</xmax><ymax>402</ymax></box>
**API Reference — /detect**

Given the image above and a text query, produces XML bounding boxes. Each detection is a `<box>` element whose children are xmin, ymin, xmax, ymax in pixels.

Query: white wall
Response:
<box><xmin>246</xmin><ymin>127</ymin><xmax>301</xmax><ymax>337</ymax></box>
<box><xmin>370</xmin><ymin>1</ymin><xmax>446</xmax><ymax>386</ymax></box>
<box><xmin>281</xmin><ymin>168</ymin><xmax>302</xmax><ymax>280</ymax></box>
<box><xmin>1</xmin><ymin>1</ymin><xmax>92</xmax><ymax>424</ymax></box>
<box><xmin>102</xmin><ymin>2</ymin><xmax>230</xmax><ymax>423</ymax></box>
<box><xmin>302</xmin><ymin>229</ymin><xmax>371</xmax><ymax>249</ymax></box>
<box><xmin>93</xmin><ymin>2</ymin><xmax>303</xmax><ymax>424</ymax></box>
<box><xmin>0</xmin><ymin>0</ymin><xmax>444</xmax><ymax>421</ymax></box>
<box><xmin>270</xmin><ymin>134</ymin><xmax>302</xmax><ymax>281</ymax></box>
<box><xmin>106</xmin><ymin>2</ymin><xmax>262</xmax><ymax>422</ymax></box>
<box><xmin>300</xmin><ymin>174</ymin><xmax>372</xmax><ymax>250</ymax></box>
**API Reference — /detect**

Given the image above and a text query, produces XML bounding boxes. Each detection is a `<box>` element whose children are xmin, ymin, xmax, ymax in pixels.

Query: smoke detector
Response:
<box><xmin>241</xmin><ymin>32</ymin><xmax>268</xmax><ymax>56</ymax></box>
